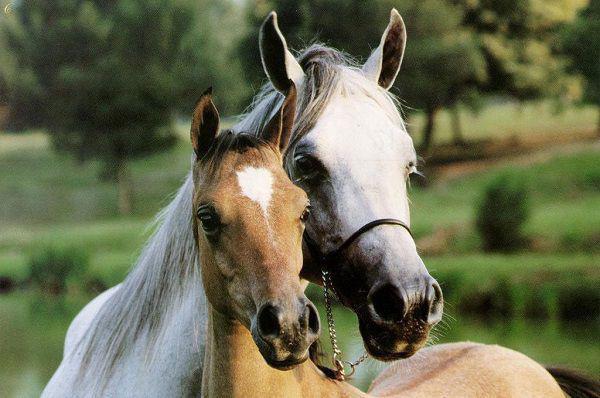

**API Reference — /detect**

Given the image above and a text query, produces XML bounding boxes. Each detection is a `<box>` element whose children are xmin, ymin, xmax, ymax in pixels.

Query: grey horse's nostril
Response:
<box><xmin>425</xmin><ymin>279</ymin><xmax>444</xmax><ymax>325</ymax></box>
<box><xmin>257</xmin><ymin>304</ymin><xmax>282</xmax><ymax>340</ymax></box>
<box><xmin>369</xmin><ymin>283</ymin><xmax>407</xmax><ymax>323</ymax></box>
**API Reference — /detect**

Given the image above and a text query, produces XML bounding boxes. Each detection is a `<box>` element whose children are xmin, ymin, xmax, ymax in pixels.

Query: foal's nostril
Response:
<box><xmin>257</xmin><ymin>304</ymin><xmax>282</xmax><ymax>340</ymax></box>
<box><xmin>421</xmin><ymin>279</ymin><xmax>444</xmax><ymax>325</ymax></box>
<box><xmin>369</xmin><ymin>283</ymin><xmax>407</xmax><ymax>323</ymax></box>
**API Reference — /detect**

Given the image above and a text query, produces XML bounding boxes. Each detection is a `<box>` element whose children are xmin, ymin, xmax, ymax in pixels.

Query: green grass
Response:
<box><xmin>409</xmin><ymin>100</ymin><xmax>598</xmax><ymax>146</ymax></box>
<box><xmin>0</xmin><ymin>218</ymin><xmax>149</xmax><ymax>285</ymax></box>
<box><xmin>0</xmin><ymin>131</ymin><xmax>190</xmax><ymax>225</ymax></box>
<box><xmin>426</xmin><ymin>253</ymin><xmax>599</xmax><ymax>319</ymax></box>
<box><xmin>410</xmin><ymin>149</ymin><xmax>600</xmax><ymax>252</ymax></box>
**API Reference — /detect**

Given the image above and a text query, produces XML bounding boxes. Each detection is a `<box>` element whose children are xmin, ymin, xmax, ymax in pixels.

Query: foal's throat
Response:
<box><xmin>202</xmin><ymin>305</ymin><xmax>360</xmax><ymax>398</ymax></box>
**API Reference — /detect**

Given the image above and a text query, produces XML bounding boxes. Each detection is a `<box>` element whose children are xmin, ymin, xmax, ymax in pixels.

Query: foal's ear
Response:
<box><xmin>362</xmin><ymin>8</ymin><xmax>407</xmax><ymax>90</ymax></box>
<box><xmin>191</xmin><ymin>87</ymin><xmax>220</xmax><ymax>159</ymax></box>
<box><xmin>263</xmin><ymin>82</ymin><xmax>297</xmax><ymax>155</ymax></box>
<box><xmin>259</xmin><ymin>11</ymin><xmax>305</xmax><ymax>93</ymax></box>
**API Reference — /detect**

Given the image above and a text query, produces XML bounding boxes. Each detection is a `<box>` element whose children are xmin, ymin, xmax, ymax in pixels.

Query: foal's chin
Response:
<box><xmin>263</xmin><ymin>351</ymin><xmax>310</xmax><ymax>371</ymax></box>
<box><xmin>251</xmin><ymin>329</ymin><xmax>311</xmax><ymax>371</ymax></box>
<box><xmin>358</xmin><ymin>314</ymin><xmax>432</xmax><ymax>361</ymax></box>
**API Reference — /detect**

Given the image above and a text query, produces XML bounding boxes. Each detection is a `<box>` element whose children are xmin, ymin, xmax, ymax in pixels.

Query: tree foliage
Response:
<box><xmin>562</xmin><ymin>0</ymin><xmax>600</xmax><ymax>129</ymax></box>
<box><xmin>452</xmin><ymin>0</ymin><xmax>586</xmax><ymax>100</ymax></box>
<box><xmin>394</xmin><ymin>0</ymin><xmax>486</xmax><ymax>150</ymax></box>
<box><xmin>0</xmin><ymin>0</ymin><xmax>245</xmax><ymax>213</ymax></box>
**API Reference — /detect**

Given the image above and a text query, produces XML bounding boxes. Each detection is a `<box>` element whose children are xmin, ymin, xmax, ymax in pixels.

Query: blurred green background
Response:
<box><xmin>0</xmin><ymin>0</ymin><xmax>598</xmax><ymax>396</ymax></box>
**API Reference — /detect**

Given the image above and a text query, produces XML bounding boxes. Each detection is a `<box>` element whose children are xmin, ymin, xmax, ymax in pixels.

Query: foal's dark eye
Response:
<box><xmin>300</xmin><ymin>204</ymin><xmax>311</xmax><ymax>223</ymax></box>
<box><xmin>197</xmin><ymin>205</ymin><xmax>221</xmax><ymax>235</ymax></box>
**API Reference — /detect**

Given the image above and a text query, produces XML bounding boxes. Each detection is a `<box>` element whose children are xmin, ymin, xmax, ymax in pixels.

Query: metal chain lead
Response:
<box><xmin>321</xmin><ymin>269</ymin><xmax>368</xmax><ymax>381</ymax></box>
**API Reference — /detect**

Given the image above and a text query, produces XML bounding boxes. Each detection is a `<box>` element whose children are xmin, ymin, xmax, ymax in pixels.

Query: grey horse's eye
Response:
<box><xmin>295</xmin><ymin>155</ymin><xmax>317</xmax><ymax>174</ymax></box>
<box><xmin>293</xmin><ymin>154</ymin><xmax>326</xmax><ymax>184</ymax></box>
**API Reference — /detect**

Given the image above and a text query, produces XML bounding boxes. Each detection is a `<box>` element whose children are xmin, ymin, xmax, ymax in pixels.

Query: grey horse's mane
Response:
<box><xmin>77</xmin><ymin>44</ymin><xmax>404</xmax><ymax>391</ymax></box>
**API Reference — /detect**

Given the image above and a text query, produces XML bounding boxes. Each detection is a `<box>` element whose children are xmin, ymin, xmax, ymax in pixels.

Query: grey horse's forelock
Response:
<box><xmin>76</xmin><ymin>44</ymin><xmax>405</xmax><ymax>392</ymax></box>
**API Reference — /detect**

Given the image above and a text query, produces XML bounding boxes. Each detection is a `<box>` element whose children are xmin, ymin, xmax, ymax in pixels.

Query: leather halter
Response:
<box><xmin>303</xmin><ymin>218</ymin><xmax>413</xmax><ymax>269</ymax></box>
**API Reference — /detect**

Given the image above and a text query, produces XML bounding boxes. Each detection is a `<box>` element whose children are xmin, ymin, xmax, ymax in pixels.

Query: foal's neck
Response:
<box><xmin>202</xmin><ymin>305</ymin><xmax>365</xmax><ymax>398</ymax></box>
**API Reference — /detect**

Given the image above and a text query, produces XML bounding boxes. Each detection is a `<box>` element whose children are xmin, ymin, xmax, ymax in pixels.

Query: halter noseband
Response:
<box><xmin>303</xmin><ymin>218</ymin><xmax>413</xmax><ymax>267</ymax></box>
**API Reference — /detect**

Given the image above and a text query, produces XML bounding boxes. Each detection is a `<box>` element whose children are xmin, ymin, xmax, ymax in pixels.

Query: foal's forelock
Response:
<box><xmin>77</xmin><ymin>44</ymin><xmax>408</xmax><ymax>390</ymax></box>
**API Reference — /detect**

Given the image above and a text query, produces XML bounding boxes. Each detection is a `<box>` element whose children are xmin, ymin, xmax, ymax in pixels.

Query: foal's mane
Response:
<box><xmin>77</xmin><ymin>44</ymin><xmax>404</xmax><ymax>389</ymax></box>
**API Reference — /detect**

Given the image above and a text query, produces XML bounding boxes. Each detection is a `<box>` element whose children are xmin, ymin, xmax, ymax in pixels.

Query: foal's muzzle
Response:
<box><xmin>253</xmin><ymin>298</ymin><xmax>320</xmax><ymax>370</ymax></box>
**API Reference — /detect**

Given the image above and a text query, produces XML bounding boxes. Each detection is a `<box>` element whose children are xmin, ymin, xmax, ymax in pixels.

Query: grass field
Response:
<box><xmin>409</xmin><ymin>148</ymin><xmax>600</xmax><ymax>251</ymax></box>
<box><xmin>408</xmin><ymin>100</ymin><xmax>598</xmax><ymax>146</ymax></box>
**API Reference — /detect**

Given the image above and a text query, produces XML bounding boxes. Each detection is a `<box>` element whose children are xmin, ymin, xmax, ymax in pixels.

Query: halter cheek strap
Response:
<box><xmin>303</xmin><ymin>218</ymin><xmax>413</xmax><ymax>267</ymax></box>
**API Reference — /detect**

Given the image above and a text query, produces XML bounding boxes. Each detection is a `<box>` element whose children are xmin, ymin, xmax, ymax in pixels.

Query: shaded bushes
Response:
<box><xmin>29</xmin><ymin>246</ymin><xmax>89</xmax><ymax>294</ymax></box>
<box><xmin>476</xmin><ymin>175</ymin><xmax>530</xmax><ymax>252</ymax></box>
<box><xmin>437</xmin><ymin>269</ymin><xmax>600</xmax><ymax>322</ymax></box>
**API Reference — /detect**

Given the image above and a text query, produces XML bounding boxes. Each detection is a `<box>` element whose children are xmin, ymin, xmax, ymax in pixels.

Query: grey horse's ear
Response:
<box><xmin>362</xmin><ymin>9</ymin><xmax>407</xmax><ymax>90</ymax></box>
<box><xmin>259</xmin><ymin>11</ymin><xmax>305</xmax><ymax>92</ymax></box>
<box><xmin>263</xmin><ymin>81</ymin><xmax>297</xmax><ymax>155</ymax></box>
<box><xmin>190</xmin><ymin>87</ymin><xmax>220</xmax><ymax>159</ymax></box>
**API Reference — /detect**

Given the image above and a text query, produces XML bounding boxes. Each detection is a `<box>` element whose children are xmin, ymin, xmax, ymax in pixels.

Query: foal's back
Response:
<box><xmin>368</xmin><ymin>342</ymin><xmax>563</xmax><ymax>398</ymax></box>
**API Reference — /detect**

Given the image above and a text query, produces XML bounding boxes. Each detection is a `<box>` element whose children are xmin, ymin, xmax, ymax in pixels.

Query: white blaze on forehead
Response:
<box><xmin>236</xmin><ymin>166</ymin><xmax>274</xmax><ymax>215</ymax></box>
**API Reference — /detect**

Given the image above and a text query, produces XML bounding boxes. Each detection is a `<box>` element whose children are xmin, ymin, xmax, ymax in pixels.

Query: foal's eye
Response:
<box><xmin>197</xmin><ymin>205</ymin><xmax>221</xmax><ymax>235</ymax></box>
<box><xmin>300</xmin><ymin>204</ymin><xmax>311</xmax><ymax>223</ymax></box>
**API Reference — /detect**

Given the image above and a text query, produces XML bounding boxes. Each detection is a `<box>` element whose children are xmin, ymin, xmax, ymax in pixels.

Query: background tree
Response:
<box><xmin>394</xmin><ymin>0</ymin><xmax>486</xmax><ymax>151</ymax></box>
<box><xmin>562</xmin><ymin>0</ymin><xmax>600</xmax><ymax>133</ymax></box>
<box><xmin>0</xmin><ymin>0</ymin><xmax>244</xmax><ymax>214</ymax></box>
<box><xmin>451</xmin><ymin>0</ymin><xmax>586</xmax><ymax>100</ymax></box>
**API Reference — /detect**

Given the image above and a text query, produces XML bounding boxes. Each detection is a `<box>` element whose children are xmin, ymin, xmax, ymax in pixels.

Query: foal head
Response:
<box><xmin>190</xmin><ymin>86</ymin><xmax>320</xmax><ymax>370</ymax></box>
<box><xmin>258</xmin><ymin>10</ymin><xmax>443</xmax><ymax>360</ymax></box>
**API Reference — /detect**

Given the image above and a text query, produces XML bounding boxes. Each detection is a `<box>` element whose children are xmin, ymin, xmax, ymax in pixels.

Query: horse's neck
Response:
<box><xmin>202</xmin><ymin>305</ymin><xmax>365</xmax><ymax>398</ymax></box>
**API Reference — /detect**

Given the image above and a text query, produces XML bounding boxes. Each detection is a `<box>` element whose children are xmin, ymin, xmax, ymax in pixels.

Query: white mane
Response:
<box><xmin>77</xmin><ymin>44</ymin><xmax>406</xmax><ymax>389</ymax></box>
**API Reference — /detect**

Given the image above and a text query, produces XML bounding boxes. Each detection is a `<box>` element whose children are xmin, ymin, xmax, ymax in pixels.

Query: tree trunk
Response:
<box><xmin>116</xmin><ymin>160</ymin><xmax>133</xmax><ymax>215</ymax></box>
<box><xmin>420</xmin><ymin>107</ymin><xmax>438</xmax><ymax>153</ymax></box>
<box><xmin>450</xmin><ymin>104</ymin><xmax>465</xmax><ymax>145</ymax></box>
<box><xmin>597</xmin><ymin>106</ymin><xmax>600</xmax><ymax>137</ymax></box>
